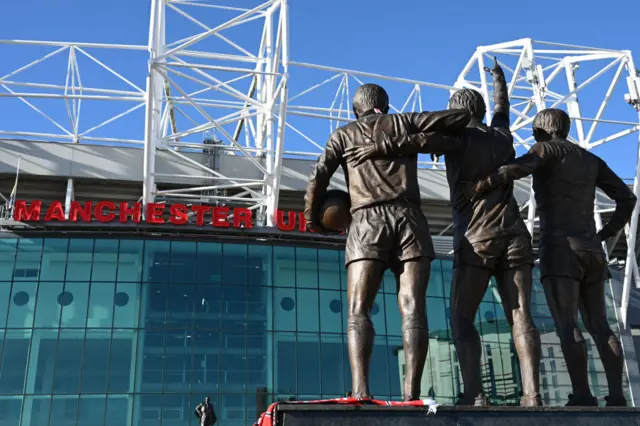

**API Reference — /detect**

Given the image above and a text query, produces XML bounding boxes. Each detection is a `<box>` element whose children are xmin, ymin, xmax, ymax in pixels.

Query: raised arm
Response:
<box><xmin>485</xmin><ymin>57</ymin><xmax>510</xmax><ymax>131</ymax></box>
<box><xmin>406</xmin><ymin>109</ymin><xmax>471</xmax><ymax>134</ymax></box>
<box><xmin>304</xmin><ymin>133</ymin><xmax>343</xmax><ymax>229</ymax></box>
<box><xmin>596</xmin><ymin>159</ymin><xmax>638</xmax><ymax>240</ymax></box>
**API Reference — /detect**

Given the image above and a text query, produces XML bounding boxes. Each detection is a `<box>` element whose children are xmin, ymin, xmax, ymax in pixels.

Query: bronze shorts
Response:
<box><xmin>540</xmin><ymin>245</ymin><xmax>610</xmax><ymax>282</ymax></box>
<box><xmin>454</xmin><ymin>234</ymin><xmax>534</xmax><ymax>271</ymax></box>
<box><xmin>345</xmin><ymin>205</ymin><xmax>435</xmax><ymax>267</ymax></box>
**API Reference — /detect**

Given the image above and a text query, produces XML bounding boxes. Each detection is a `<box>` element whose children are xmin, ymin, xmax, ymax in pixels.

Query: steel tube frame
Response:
<box><xmin>1</xmin><ymin>6</ymin><xmax>639</xmax><ymax>327</ymax></box>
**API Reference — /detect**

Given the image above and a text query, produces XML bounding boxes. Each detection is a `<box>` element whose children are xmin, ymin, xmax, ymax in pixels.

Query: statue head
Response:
<box><xmin>205</xmin><ymin>396</ymin><xmax>210</xmax><ymax>404</ymax></box>
<box><xmin>352</xmin><ymin>84</ymin><xmax>389</xmax><ymax>118</ymax></box>
<box><xmin>449</xmin><ymin>89</ymin><xmax>486</xmax><ymax>122</ymax></box>
<box><xmin>532</xmin><ymin>108</ymin><xmax>571</xmax><ymax>142</ymax></box>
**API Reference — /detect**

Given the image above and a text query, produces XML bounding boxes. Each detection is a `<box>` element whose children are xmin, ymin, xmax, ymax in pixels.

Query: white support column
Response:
<box><xmin>524</xmin><ymin>40</ymin><xmax>547</xmax><ymax>237</ymax></box>
<box><xmin>565</xmin><ymin>63</ymin><xmax>586</xmax><ymax>146</ymax></box>
<box><xmin>261</xmin><ymin>8</ymin><xmax>276</xmax><ymax>227</ymax></box>
<box><xmin>621</xmin><ymin>51</ymin><xmax>640</xmax><ymax>325</ymax></box>
<box><xmin>142</xmin><ymin>0</ymin><xmax>166</xmax><ymax>215</ymax></box>
<box><xmin>265</xmin><ymin>0</ymin><xmax>288</xmax><ymax>227</ymax></box>
<box><xmin>64</xmin><ymin>178</ymin><xmax>74</xmax><ymax>220</ymax></box>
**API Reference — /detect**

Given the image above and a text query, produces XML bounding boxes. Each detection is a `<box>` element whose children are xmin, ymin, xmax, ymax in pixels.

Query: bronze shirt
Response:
<box><xmin>303</xmin><ymin>109</ymin><xmax>471</xmax><ymax>225</ymax></box>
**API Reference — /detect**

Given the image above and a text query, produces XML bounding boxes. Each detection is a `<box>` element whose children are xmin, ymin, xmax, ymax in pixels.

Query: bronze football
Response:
<box><xmin>318</xmin><ymin>190</ymin><xmax>351</xmax><ymax>232</ymax></box>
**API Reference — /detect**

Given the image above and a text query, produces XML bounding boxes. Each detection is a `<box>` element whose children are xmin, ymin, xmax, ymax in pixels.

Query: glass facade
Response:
<box><xmin>0</xmin><ymin>236</ymin><xmax>629</xmax><ymax>426</ymax></box>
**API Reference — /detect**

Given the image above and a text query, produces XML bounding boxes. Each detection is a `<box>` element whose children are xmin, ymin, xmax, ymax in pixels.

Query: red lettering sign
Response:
<box><xmin>11</xmin><ymin>200</ymin><xmax>331</xmax><ymax>234</ymax></box>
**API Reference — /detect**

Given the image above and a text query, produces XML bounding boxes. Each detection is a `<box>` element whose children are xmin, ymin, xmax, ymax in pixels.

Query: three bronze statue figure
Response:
<box><xmin>304</xmin><ymin>58</ymin><xmax>637</xmax><ymax>407</ymax></box>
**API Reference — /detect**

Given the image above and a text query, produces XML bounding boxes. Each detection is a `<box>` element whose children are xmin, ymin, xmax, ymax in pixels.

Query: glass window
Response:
<box><xmin>296</xmin><ymin>248</ymin><xmax>318</xmax><ymax>289</ymax></box>
<box><xmin>60</xmin><ymin>282</ymin><xmax>90</xmax><ymax>328</ymax></box>
<box><xmin>273</xmin><ymin>287</ymin><xmax>296</xmax><ymax>332</ymax></box>
<box><xmin>222</xmin><ymin>244</ymin><xmax>248</xmax><ymax>286</ymax></box>
<box><xmin>14</xmin><ymin>238</ymin><xmax>42</xmax><ymax>282</ymax></box>
<box><xmin>427</xmin><ymin>297</ymin><xmax>449</xmax><ymax>339</ymax></box>
<box><xmin>113</xmin><ymin>282</ymin><xmax>140</xmax><ymax>328</ymax></box>
<box><xmin>170</xmin><ymin>241</ymin><xmax>197</xmax><ymax>283</ymax></box>
<box><xmin>0</xmin><ymin>394</ymin><xmax>22</xmax><ymax>425</ymax></box>
<box><xmin>40</xmin><ymin>239</ymin><xmax>68</xmax><ymax>281</ymax></box>
<box><xmin>77</xmin><ymin>396</ymin><xmax>106</xmax><ymax>426</ymax></box>
<box><xmin>194</xmin><ymin>285</ymin><xmax>221</xmax><ymax>330</ymax></box>
<box><xmin>7</xmin><ymin>280</ymin><xmax>37</xmax><ymax>328</ymax></box>
<box><xmin>49</xmin><ymin>395</ymin><xmax>79</xmax><ymax>426</ymax></box>
<box><xmin>318</xmin><ymin>249</ymin><xmax>340</xmax><ymax>290</ymax></box>
<box><xmin>319</xmin><ymin>290</ymin><xmax>342</xmax><ymax>333</ymax></box>
<box><xmin>67</xmin><ymin>239</ymin><xmax>93</xmax><ymax>282</ymax></box>
<box><xmin>222</xmin><ymin>285</ymin><xmax>247</xmax><ymax>330</ymax></box>
<box><xmin>81</xmin><ymin>329</ymin><xmax>111</xmax><ymax>394</ymax></box>
<box><xmin>273</xmin><ymin>246</ymin><xmax>295</xmax><ymax>287</ymax></box>
<box><xmin>0</xmin><ymin>281</ymin><xmax>11</xmax><ymax>328</ymax></box>
<box><xmin>105</xmin><ymin>395</ymin><xmax>131</xmax><ymax>426</ymax></box>
<box><xmin>0</xmin><ymin>330</ymin><xmax>30</xmax><ymax>394</ymax></box>
<box><xmin>441</xmin><ymin>259</ymin><xmax>453</xmax><ymax>295</ymax></box>
<box><xmin>220</xmin><ymin>330</ymin><xmax>247</xmax><ymax>393</ymax></box>
<box><xmin>92</xmin><ymin>239</ymin><xmax>119</xmax><ymax>282</ymax></box>
<box><xmin>274</xmin><ymin>332</ymin><xmax>296</xmax><ymax>394</ymax></box>
<box><xmin>23</xmin><ymin>396</ymin><xmax>51</xmax><ymax>426</ymax></box>
<box><xmin>247</xmin><ymin>331</ymin><xmax>270</xmax><ymax>392</ymax></box>
<box><xmin>167</xmin><ymin>283</ymin><xmax>195</xmax><ymax>329</ymax></box>
<box><xmin>320</xmin><ymin>334</ymin><xmax>345</xmax><ymax>395</ymax></box>
<box><xmin>196</xmin><ymin>242</ymin><xmax>222</xmax><ymax>284</ymax></box>
<box><xmin>427</xmin><ymin>260</ymin><xmax>445</xmax><ymax>298</ymax></box>
<box><xmin>143</xmin><ymin>240</ymin><xmax>170</xmax><ymax>283</ymax></box>
<box><xmin>108</xmin><ymin>330</ymin><xmax>135</xmax><ymax>394</ymax></box>
<box><xmin>0</xmin><ymin>238</ymin><xmax>17</xmax><ymax>281</ymax></box>
<box><xmin>53</xmin><ymin>329</ymin><xmax>85</xmax><ymax>394</ymax></box>
<box><xmin>118</xmin><ymin>239</ymin><xmax>144</xmax><ymax>282</ymax></box>
<box><xmin>34</xmin><ymin>281</ymin><xmax>64</xmax><ymax>328</ymax></box>
<box><xmin>297</xmin><ymin>333</ymin><xmax>321</xmax><ymax>395</ymax></box>
<box><xmin>370</xmin><ymin>340</ymin><xmax>390</xmax><ymax>398</ymax></box>
<box><xmin>249</xmin><ymin>244</ymin><xmax>272</xmax><ymax>287</ymax></box>
<box><xmin>296</xmin><ymin>289</ymin><xmax>319</xmax><ymax>333</ymax></box>
<box><xmin>87</xmin><ymin>282</ymin><xmax>115</xmax><ymax>328</ymax></box>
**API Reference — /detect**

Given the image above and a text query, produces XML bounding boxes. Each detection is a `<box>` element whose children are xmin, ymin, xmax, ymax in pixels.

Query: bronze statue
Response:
<box><xmin>304</xmin><ymin>83</ymin><xmax>471</xmax><ymax>400</ymax></box>
<box><xmin>466</xmin><ymin>108</ymin><xmax>637</xmax><ymax>407</ymax></box>
<box><xmin>343</xmin><ymin>59</ymin><xmax>542</xmax><ymax>407</ymax></box>
<box><xmin>194</xmin><ymin>396</ymin><xmax>217</xmax><ymax>426</ymax></box>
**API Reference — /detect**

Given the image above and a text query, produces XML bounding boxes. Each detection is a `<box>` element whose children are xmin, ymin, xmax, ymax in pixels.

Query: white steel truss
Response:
<box><xmin>0</xmin><ymin>3</ymin><xmax>639</xmax><ymax>323</ymax></box>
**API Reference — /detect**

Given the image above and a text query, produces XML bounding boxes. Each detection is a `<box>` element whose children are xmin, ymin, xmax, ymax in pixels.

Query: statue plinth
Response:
<box><xmin>275</xmin><ymin>404</ymin><xmax>640</xmax><ymax>426</ymax></box>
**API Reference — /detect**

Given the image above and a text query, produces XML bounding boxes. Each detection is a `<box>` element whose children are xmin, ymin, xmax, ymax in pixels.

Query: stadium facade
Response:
<box><xmin>1</xmin><ymin>1</ymin><xmax>640</xmax><ymax>426</ymax></box>
<box><xmin>0</xmin><ymin>143</ymin><xmax>636</xmax><ymax>426</ymax></box>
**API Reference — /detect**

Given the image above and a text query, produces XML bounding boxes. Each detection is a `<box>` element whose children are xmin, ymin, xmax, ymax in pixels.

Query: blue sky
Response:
<box><xmin>1</xmin><ymin>0</ymin><xmax>639</xmax><ymax>178</ymax></box>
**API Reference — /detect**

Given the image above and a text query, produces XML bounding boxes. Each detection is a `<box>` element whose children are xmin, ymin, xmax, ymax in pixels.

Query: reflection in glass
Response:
<box><xmin>0</xmin><ymin>236</ymin><xmax>628</xmax><ymax>426</ymax></box>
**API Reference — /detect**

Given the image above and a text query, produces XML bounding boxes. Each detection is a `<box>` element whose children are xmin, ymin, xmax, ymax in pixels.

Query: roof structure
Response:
<box><xmin>0</xmin><ymin>0</ymin><xmax>639</xmax><ymax>323</ymax></box>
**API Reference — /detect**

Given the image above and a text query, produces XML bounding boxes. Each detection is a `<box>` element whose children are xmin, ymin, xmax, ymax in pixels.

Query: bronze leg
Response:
<box><xmin>346</xmin><ymin>259</ymin><xmax>386</xmax><ymax>398</ymax></box>
<box><xmin>579</xmin><ymin>278</ymin><xmax>625</xmax><ymax>402</ymax></box>
<box><xmin>393</xmin><ymin>258</ymin><xmax>431</xmax><ymax>401</ymax></box>
<box><xmin>541</xmin><ymin>276</ymin><xmax>592</xmax><ymax>400</ymax></box>
<box><xmin>450</xmin><ymin>265</ymin><xmax>492</xmax><ymax>403</ymax></box>
<box><xmin>495</xmin><ymin>267</ymin><xmax>542</xmax><ymax>405</ymax></box>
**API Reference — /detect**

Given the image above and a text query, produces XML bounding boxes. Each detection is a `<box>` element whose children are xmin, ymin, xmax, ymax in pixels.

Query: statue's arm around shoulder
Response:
<box><xmin>375</xmin><ymin>131</ymin><xmax>466</xmax><ymax>157</ymax></box>
<box><xmin>405</xmin><ymin>109</ymin><xmax>471</xmax><ymax>134</ymax></box>
<box><xmin>596</xmin><ymin>158</ymin><xmax>638</xmax><ymax>240</ymax></box>
<box><xmin>304</xmin><ymin>131</ymin><xmax>344</xmax><ymax>227</ymax></box>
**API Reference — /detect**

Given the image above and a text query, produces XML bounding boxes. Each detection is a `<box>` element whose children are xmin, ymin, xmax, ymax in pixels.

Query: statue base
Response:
<box><xmin>276</xmin><ymin>404</ymin><xmax>640</xmax><ymax>426</ymax></box>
